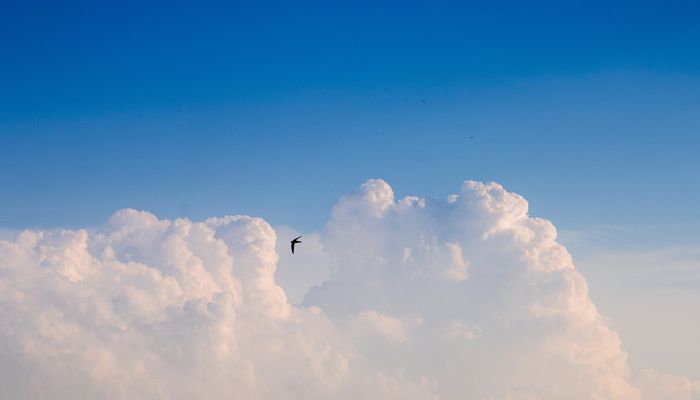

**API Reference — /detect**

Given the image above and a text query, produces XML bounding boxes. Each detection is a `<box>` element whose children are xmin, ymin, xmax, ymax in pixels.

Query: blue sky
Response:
<box><xmin>2</xmin><ymin>0</ymin><xmax>700</xmax><ymax>234</ymax></box>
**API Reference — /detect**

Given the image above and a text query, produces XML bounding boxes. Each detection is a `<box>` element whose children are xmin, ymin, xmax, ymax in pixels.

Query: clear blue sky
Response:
<box><xmin>2</xmin><ymin>0</ymin><xmax>699</xmax><ymax>233</ymax></box>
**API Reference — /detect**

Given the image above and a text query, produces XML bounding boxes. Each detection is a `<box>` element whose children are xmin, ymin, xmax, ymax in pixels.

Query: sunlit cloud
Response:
<box><xmin>0</xmin><ymin>180</ymin><xmax>692</xmax><ymax>398</ymax></box>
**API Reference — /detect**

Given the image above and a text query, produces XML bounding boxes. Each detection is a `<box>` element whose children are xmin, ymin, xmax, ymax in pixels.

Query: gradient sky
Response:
<box><xmin>2</xmin><ymin>0</ymin><xmax>700</xmax><ymax>234</ymax></box>
<box><xmin>2</xmin><ymin>1</ymin><xmax>700</xmax><ymax>393</ymax></box>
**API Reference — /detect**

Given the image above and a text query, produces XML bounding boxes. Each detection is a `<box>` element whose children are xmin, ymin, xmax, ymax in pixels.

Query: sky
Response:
<box><xmin>2</xmin><ymin>0</ymin><xmax>700</xmax><ymax>232</ymax></box>
<box><xmin>1</xmin><ymin>1</ymin><xmax>700</xmax><ymax>398</ymax></box>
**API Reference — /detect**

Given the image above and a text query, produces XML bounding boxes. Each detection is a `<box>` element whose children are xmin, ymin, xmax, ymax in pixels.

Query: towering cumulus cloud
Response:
<box><xmin>0</xmin><ymin>180</ymin><xmax>689</xmax><ymax>398</ymax></box>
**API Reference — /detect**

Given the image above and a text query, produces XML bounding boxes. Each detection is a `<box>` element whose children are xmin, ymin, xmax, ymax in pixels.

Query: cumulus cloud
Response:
<box><xmin>0</xmin><ymin>179</ymin><xmax>691</xmax><ymax>398</ymax></box>
<box><xmin>305</xmin><ymin>179</ymin><xmax>641</xmax><ymax>399</ymax></box>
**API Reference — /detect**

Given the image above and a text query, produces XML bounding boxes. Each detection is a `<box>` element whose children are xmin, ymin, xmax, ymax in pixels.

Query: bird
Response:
<box><xmin>290</xmin><ymin>236</ymin><xmax>302</xmax><ymax>254</ymax></box>
<box><xmin>468</xmin><ymin>136</ymin><xmax>476</xmax><ymax>139</ymax></box>
<box><xmin>421</xmin><ymin>99</ymin><xmax>426</xmax><ymax>103</ymax></box>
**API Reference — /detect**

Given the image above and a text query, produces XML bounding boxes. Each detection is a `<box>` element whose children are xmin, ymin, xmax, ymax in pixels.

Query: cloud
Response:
<box><xmin>350</xmin><ymin>310</ymin><xmax>419</xmax><ymax>345</ymax></box>
<box><xmin>0</xmin><ymin>179</ymin><xmax>690</xmax><ymax>398</ymax></box>
<box><xmin>305</xmin><ymin>179</ymin><xmax>641</xmax><ymax>399</ymax></box>
<box><xmin>446</xmin><ymin>319</ymin><xmax>480</xmax><ymax>340</ymax></box>
<box><xmin>634</xmin><ymin>369</ymin><xmax>700</xmax><ymax>399</ymax></box>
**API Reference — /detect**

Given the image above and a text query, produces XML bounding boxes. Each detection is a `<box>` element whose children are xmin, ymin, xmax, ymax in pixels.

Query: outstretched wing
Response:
<box><xmin>291</xmin><ymin>241</ymin><xmax>295</xmax><ymax>254</ymax></box>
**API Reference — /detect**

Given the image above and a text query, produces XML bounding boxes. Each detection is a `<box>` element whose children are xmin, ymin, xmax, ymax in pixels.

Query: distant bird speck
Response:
<box><xmin>291</xmin><ymin>236</ymin><xmax>302</xmax><ymax>254</ymax></box>
<box><xmin>468</xmin><ymin>136</ymin><xmax>476</xmax><ymax>139</ymax></box>
<box><xmin>421</xmin><ymin>99</ymin><xmax>426</xmax><ymax>103</ymax></box>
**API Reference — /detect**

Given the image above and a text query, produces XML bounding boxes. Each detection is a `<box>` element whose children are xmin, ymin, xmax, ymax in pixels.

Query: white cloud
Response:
<box><xmin>447</xmin><ymin>319</ymin><xmax>480</xmax><ymax>340</ymax></box>
<box><xmin>634</xmin><ymin>369</ymin><xmax>700</xmax><ymax>400</ymax></box>
<box><xmin>350</xmin><ymin>310</ymin><xmax>419</xmax><ymax>345</ymax></box>
<box><xmin>305</xmin><ymin>179</ymin><xmax>640</xmax><ymax>399</ymax></box>
<box><xmin>0</xmin><ymin>180</ymin><xmax>692</xmax><ymax>398</ymax></box>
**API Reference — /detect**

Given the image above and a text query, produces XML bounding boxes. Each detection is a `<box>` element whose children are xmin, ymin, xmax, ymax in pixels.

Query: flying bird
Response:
<box><xmin>290</xmin><ymin>236</ymin><xmax>302</xmax><ymax>254</ymax></box>
<box><xmin>468</xmin><ymin>136</ymin><xmax>476</xmax><ymax>139</ymax></box>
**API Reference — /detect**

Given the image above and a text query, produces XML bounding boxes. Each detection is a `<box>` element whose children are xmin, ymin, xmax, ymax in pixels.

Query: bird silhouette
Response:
<box><xmin>290</xmin><ymin>236</ymin><xmax>302</xmax><ymax>254</ymax></box>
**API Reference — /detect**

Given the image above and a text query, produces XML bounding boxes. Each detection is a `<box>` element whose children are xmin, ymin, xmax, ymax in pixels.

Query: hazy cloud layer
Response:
<box><xmin>0</xmin><ymin>180</ymin><xmax>692</xmax><ymax>398</ymax></box>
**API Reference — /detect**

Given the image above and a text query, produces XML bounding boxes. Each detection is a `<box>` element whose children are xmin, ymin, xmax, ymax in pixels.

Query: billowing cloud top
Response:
<box><xmin>0</xmin><ymin>180</ymin><xmax>695</xmax><ymax>399</ymax></box>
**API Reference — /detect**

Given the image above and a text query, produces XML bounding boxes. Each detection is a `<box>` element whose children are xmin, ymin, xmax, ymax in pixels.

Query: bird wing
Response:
<box><xmin>290</xmin><ymin>236</ymin><xmax>302</xmax><ymax>254</ymax></box>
